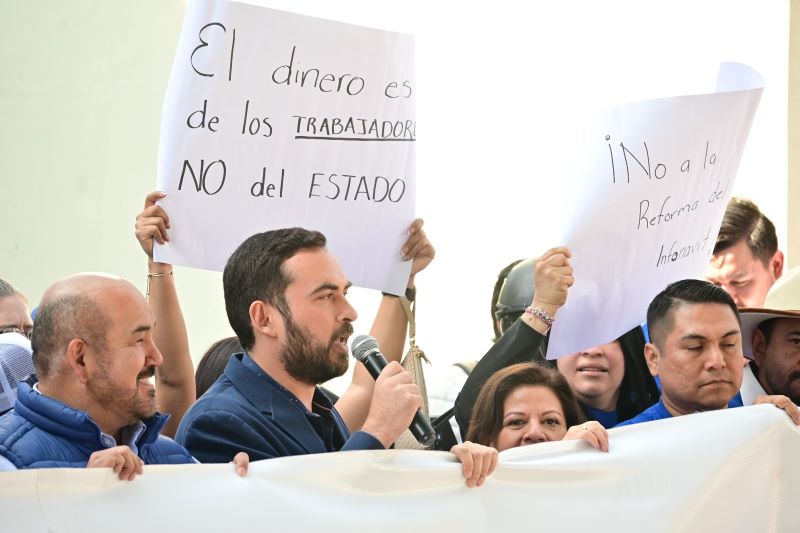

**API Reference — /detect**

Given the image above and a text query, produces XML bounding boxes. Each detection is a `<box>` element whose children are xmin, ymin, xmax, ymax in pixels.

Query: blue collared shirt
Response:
<box><xmin>615</xmin><ymin>398</ymin><xmax>672</xmax><ymax>427</ymax></box>
<box><xmin>615</xmin><ymin>395</ymin><xmax>744</xmax><ymax>428</ymax></box>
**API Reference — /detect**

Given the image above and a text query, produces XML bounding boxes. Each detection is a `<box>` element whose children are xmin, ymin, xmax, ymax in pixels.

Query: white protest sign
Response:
<box><xmin>547</xmin><ymin>63</ymin><xmax>763</xmax><ymax>358</ymax></box>
<box><xmin>154</xmin><ymin>0</ymin><xmax>416</xmax><ymax>294</ymax></box>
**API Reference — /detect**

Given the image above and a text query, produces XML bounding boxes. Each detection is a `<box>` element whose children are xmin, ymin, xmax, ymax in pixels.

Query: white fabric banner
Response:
<box><xmin>547</xmin><ymin>63</ymin><xmax>763</xmax><ymax>358</ymax></box>
<box><xmin>2</xmin><ymin>405</ymin><xmax>797</xmax><ymax>532</ymax></box>
<box><xmin>154</xmin><ymin>0</ymin><xmax>416</xmax><ymax>294</ymax></box>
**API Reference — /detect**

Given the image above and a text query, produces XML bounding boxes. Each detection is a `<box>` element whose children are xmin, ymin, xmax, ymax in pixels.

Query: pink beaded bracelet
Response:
<box><xmin>525</xmin><ymin>305</ymin><xmax>554</xmax><ymax>326</ymax></box>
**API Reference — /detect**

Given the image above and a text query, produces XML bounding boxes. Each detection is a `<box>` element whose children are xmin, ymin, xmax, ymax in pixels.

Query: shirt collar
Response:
<box><xmin>240</xmin><ymin>351</ymin><xmax>334</xmax><ymax>416</ymax></box>
<box><xmin>31</xmin><ymin>381</ymin><xmax>150</xmax><ymax>451</ymax></box>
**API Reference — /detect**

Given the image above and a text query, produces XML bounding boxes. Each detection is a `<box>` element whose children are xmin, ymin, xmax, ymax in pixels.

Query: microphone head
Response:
<box><xmin>351</xmin><ymin>334</ymin><xmax>379</xmax><ymax>363</ymax></box>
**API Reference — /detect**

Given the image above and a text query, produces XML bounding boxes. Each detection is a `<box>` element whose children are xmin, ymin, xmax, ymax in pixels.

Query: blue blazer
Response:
<box><xmin>176</xmin><ymin>352</ymin><xmax>382</xmax><ymax>463</ymax></box>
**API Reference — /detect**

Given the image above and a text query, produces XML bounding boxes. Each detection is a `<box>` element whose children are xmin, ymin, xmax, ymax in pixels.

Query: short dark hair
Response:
<box><xmin>466</xmin><ymin>362</ymin><xmax>584</xmax><ymax>446</ymax></box>
<box><xmin>714</xmin><ymin>197</ymin><xmax>778</xmax><ymax>265</ymax></box>
<box><xmin>647</xmin><ymin>279</ymin><xmax>739</xmax><ymax>350</ymax></box>
<box><xmin>223</xmin><ymin>228</ymin><xmax>327</xmax><ymax>350</ymax></box>
<box><xmin>31</xmin><ymin>294</ymin><xmax>108</xmax><ymax>378</ymax></box>
<box><xmin>195</xmin><ymin>336</ymin><xmax>243</xmax><ymax>398</ymax></box>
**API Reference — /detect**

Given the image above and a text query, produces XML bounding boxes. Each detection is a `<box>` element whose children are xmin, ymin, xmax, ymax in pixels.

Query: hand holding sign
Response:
<box><xmin>533</xmin><ymin>247</ymin><xmax>574</xmax><ymax>311</ymax></box>
<box><xmin>546</xmin><ymin>63</ymin><xmax>764</xmax><ymax>358</ymax></box>
<box><xmin>155</xmin><ymin>0</ymin><xmax>417</xmax><ymax>294</ymax></box>
<box><xmin>518</xmin><ymin>247</ymin><xmax>575</xmax><ymax>335</ymax></box>
<box><xmin>135</xmin><ymin>191</ymin><xmax>171</xmax><ymax>259</ymax></box>
<box><xmin>402</xmin><ymin>218</ymin><xmax>435</xmax><ymax>288</ymax></box>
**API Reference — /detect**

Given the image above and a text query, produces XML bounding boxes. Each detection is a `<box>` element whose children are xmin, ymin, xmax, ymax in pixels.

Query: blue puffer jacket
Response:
<box><xmin>0</xmin><ymin>381</ymin><xmax>194</xmax><ymax>468</ymax></box>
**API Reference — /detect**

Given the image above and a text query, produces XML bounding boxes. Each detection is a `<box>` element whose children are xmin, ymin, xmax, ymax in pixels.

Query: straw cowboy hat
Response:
<box><xmin>739</xmin><ymin>266</ymin><xmax>800</xmax><ymax>358</ymax></box>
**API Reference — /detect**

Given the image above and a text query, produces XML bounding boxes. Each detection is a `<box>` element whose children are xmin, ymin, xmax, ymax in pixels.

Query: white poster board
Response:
<box><xmin>154</xmin><ymin>0</ymin><xmax>416</xmax><ymax>294</ymax></box>
<box><xmin>547</xmin><ymin>63</ymin><xmax>763</xmax><ymax>358</ymax></box>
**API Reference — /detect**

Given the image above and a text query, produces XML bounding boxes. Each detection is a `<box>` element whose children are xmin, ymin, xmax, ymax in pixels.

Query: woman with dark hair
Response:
<box><xmin>466</xmin><ymin>363</ymin><xmax>608</xmax><ymax>452</ymax></box>
<box><xmin>195</xmin><ymin>337</ymin><xmax>243</xmax><ymax>399</ymax></box>
<box><xmin>555</xmin><ymin>326</ymin><xmax>655</xmax><ymax>427</ymax></box>
<box><xmin>455</xmin><ymin>247</ymin><xmax>659</xmax><ymax>438</ymax></box>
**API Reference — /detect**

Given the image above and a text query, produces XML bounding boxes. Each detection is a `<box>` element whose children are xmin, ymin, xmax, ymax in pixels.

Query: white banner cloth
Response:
<box><xmin>547</xmin><ymin>63</ymin><xmax>763</xmax><ymax>358</ymax></box>
<box><xmin>2</xmin><ymin>405</ymin><xmax>797</xmax><ymax>532</ymax></box>
<box><xmin>154</xmin><ymin>0</ymin><xmax>416</xmax><ymax>294</ymax></box>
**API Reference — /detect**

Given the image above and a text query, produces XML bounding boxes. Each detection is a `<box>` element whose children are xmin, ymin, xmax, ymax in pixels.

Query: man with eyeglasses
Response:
<box><xmin>0</xmin><ymin>331</ymin><xmax>34</xmax><ymax>416</ymax></box>
<box><xmin>0</xmin><ymin>279</ymin><xmax>32</xmax><ymax>340</ymax></box>
<box><xmin>0</xmin><ymin>280</ymin><xmax>35</xmax><ymax>417</ymax></box>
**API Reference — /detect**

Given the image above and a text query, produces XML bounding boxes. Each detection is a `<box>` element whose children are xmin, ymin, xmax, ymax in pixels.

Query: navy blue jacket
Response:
<box><xmin>176</xmin><ymin>352</ymin><xmax>383</xmax><ymax>463</ymax></box>
<box><xmin>0</xmin><ymin>381</ymin><xmax>194</xmax><ymax>468</ymax></box>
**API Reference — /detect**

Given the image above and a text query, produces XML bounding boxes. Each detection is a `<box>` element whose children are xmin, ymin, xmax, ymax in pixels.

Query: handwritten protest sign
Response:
<box><xmin>154</xmin><ymin>0</ymin><xmax>416</xmax><ymax>294</ymax></box>
<box><xmin>546</xmin><ymin>63</ymin><xmax>763</xmax><ymax>358</ymax></box>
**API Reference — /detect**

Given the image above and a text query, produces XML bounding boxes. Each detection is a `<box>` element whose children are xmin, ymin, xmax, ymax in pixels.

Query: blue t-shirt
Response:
<box><xmin>728</xmin><ymin>392</ymin><xmax>744</xmax><ymax>408</ymax></box>
<box><xmin>615</xmin><ymin>395</ymin><xmax>744</xmax><ymax>428</ymax></box>
<box><xmin>584</xmin><ymin>405</ymin><xmax>618</xmax><ymax>428</ymax></box>
<box><xmin>614</xmin><ymin>398</ymin><xmax>671</xmax><ymax>427</ymax></box>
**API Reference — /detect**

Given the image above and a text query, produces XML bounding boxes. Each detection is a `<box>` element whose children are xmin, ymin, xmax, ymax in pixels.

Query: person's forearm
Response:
<box><xmin>368</xmin><ymin>292</ymin><xmax>408</xmax><ymax>363</ymax></box>
<box><xmin>338</xmin><ymin>294</ymin><xmax>409</xmax><ymax>432</ymax></box>
<box><xmin>147</xmin><ymin>258</ymin><xmax>195</xmax><ymax>438</ymax></box>
<box><xmin>454</xmin><ymin>320</ymin><xmax>547</xmax><ymax>438</ymax></box>
<box><xmin>519</xmin><ymin>297</ymin><xmax>560</xmax><ymax>336</ymax></box>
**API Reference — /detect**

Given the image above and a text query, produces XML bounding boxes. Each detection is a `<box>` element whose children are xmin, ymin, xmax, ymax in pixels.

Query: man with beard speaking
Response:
<box><xmin>176</xmin><ymin>227</ymin><xmax>497</xmax><ymax>487</ymax></box>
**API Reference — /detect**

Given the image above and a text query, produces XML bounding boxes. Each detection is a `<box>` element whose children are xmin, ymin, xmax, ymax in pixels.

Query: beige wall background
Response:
<box><xmin>0</xmin><ymin>0</ymin><xmax>235</xmax><ymax>364</ymax></box>
<box><xmin>1</xmin><ymin>1</ymin><xmax>795</xmax><ymax>376</ymax></box>
<box><xmin>790</xmin><ymin>0</ymin><xmax>800</xmax><ymax>268</ymax></box>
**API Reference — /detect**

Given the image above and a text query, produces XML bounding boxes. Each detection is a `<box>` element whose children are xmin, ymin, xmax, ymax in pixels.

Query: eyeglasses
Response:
<box><xmin>0</xmin><ymin>327</ymin><xmax>32</xmax><ymax>340</ymax></box>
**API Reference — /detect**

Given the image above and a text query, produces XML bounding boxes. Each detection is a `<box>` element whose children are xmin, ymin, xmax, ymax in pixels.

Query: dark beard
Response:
<box><xmin>279</xmin><ymin>314</ymin><xmax>353</xmax><ymax>385</ymax></box>
<box><xmin>776</xmin><ymin>370</ymin><xmax>800</xmax><ymax>405</ymax></box>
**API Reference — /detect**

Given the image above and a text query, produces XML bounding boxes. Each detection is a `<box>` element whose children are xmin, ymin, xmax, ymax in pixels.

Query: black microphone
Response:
<box><xmin>351</xmin><ymin>334</ymin><xmax>437</xmax><ymax>449</ymax></box>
